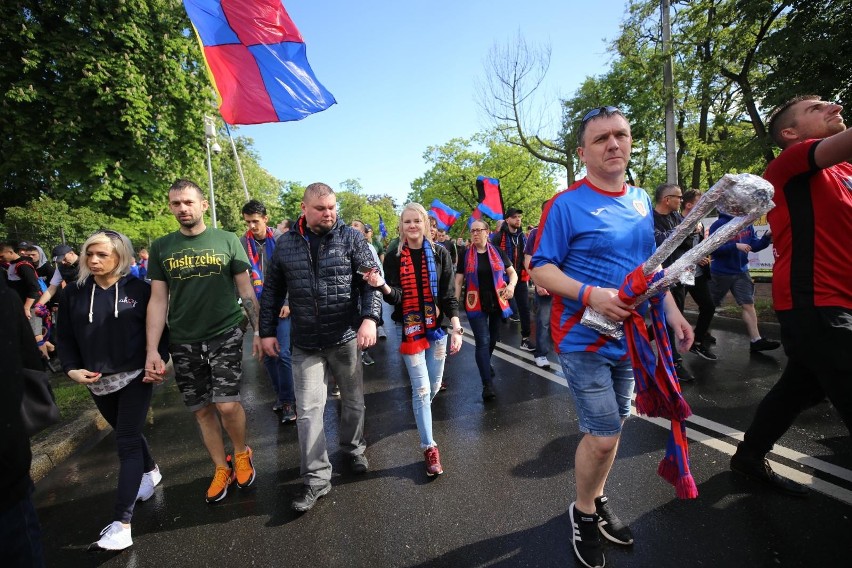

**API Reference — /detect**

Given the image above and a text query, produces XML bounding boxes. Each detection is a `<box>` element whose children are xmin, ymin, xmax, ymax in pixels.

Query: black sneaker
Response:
<box><xmin>361</xmin><ymin>351</ymin><xmax>375</xmax><ymax>366</ymax></box>
<box><xmin>674</xmin><ymin>360</ymin><xmax>695</xmax><ymax>382</ymax></box>
<box><xmin>482</xmin><ymin>383</ymin><xmax>496</xmax><ymax>401</ymax></box>
<box><xmin>351</xmin><ymin>454</ymin><xmax>369</xmax><ymax>474</ymax></box>
<box><xmin>520</xmin><ymin>338</ymin><xmax>535</xmax><ymax>352</ymax></box>
<box><xmin>730</xmin><ymin>448</ymin><xmax>808</xmax><ymax>497</ymax></box>
<box><xmin>509</xmin><ymin>315</ymin><xmax>521</xmax><ymax>323</ymax></box>
<box><xmin>689</xmin><ymin>342</ymin><xmax>718</xmax><ymax>361</ymax></box>
<box><xmin>704</xmin><ymin>332</ymin><xmax>717</xmax><ymax>344</ymax></box>
<box><xmin>594</xmin><ymin>495</ymin><xmax>634</xmax><ymax>545</ymax></box>
<box><xmin>291</xmin><ymin>482</ymin><xmax>332</xmax><ymax>512</ymax></box>
<box><xmin>570</xmin><ymin>502</ymin><xmax>605</xmax><ymax>568</ymax></box>
<box><xmin>750</xmin><ymin>337</ymin><xmax>781</xmax><ymax>353</ymax></box>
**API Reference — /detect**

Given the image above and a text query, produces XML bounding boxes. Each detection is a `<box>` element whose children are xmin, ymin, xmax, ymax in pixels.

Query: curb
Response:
<box><xmin>30</xmin><ymin>408</ymin><xmax>111</xmax><ymax>483</ymax></box>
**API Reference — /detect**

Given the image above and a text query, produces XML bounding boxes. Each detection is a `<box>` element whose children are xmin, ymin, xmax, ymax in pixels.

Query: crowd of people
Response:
<box><xmin>2</xmin><ymin>95</ymin><xmax>850</xmax><ymax>568</ymax></box>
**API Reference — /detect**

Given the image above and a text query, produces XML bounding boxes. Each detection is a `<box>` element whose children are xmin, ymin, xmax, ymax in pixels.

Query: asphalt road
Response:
<box><xmin>33</xmin><ymin>306</ymin><xmax>851</xmax><ymax>567</ymax></box>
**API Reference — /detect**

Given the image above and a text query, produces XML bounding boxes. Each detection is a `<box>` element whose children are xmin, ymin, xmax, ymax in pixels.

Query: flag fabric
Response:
<box><xmin>620</xmin><ymin>266</ymin><xmax>697</xmax><ymax>499</ymax></box>
<box><xmin>467</xmin><ymin>204</ymin><xmax>484</xmax><ymax>228</ymax></box>
<box><xmin>378</xmin><ymin>214</ymin><xmax>388</xmax><ymax>239</ymax></box>
<box><xmin>183</xmin><ymin>0</ymin><xmax>336</xmax><ymax>125</ymax></box>
<box><xmin>430</xmin><ymin>199</ymin><xmax>462</xmax><ymax>231</ymax></box>
<box><xmin>475</xmin><ymin>176</ymin><xmax>505</xmax><ymax>220</ymax></box>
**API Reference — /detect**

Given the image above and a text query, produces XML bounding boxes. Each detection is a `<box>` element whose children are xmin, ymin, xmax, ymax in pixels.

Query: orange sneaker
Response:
<box><xmin>206</xmin><ymin>462</ymin><xmax>234</xmax><ymax>503</ymax></box>
<box><xmin>233</xmin><ymin>446</ymin><xmax>256</xmax><ymax>489</ymax></box>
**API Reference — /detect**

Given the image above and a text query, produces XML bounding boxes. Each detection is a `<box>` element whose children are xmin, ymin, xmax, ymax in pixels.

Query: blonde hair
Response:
<box><xmin>396</xmin><ymin>202</ymin><xmax>432</xmax><ymax>256</ymax></box>
<box><xmin>77</xmin><ymin>230</ymin><xmax>135</xmax><ymax>286</ymax></box>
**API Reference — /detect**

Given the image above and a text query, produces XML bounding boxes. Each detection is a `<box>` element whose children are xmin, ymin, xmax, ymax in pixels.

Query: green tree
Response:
<box><xmin>0</xmin><ymin>0</ymin><xmax>212</xmax><ymax>217</ymax></box>
<box><xmin>409</xmin><ymin>132</ymin><xmax>558</xmax><ymax>235</ymax></box>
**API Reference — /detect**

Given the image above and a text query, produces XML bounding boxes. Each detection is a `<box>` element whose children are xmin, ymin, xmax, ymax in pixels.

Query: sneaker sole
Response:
<box><xmin>426</xmin><ymin>469</ymin><xmax>444</xmax><ymax>477</ymax></box>
<box><xmin>690</xmin><ymin>349</ymin><xmax>718</xmax><ymax>361</ymax></box>
<box><xmin>236</xmin><ymin>467</ymin><xmax>256</xmax><ymax>489</ymax></box>
<box><xmin>292</xmin><ymin>484</ymin><xmax>332</xmax><ymax>512</ymax></box>
<box><xmin>206</xmin><ymin>482</ymin><xmax>231</xmax><ymax>503</ymax></box>
<box><xmin>597</xmin><ymin>521</ymin><xmax>634</xmax><ymax>546</ymax></box>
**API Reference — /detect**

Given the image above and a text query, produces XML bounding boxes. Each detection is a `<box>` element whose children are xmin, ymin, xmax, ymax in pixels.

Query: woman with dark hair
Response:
<box><xmin>366</xmin><ymin>203</ymin><xmax>462</xmax><ymax>477</ymax></box>
<box><xmin>58</xmin><ymin>230</ymin><xmax>169</xmax><ymax>551</ymax></box>
<box><xmin>455</xmin><ymin>218</ymin><xmax>517</xmax><ymax>401</ymax></box>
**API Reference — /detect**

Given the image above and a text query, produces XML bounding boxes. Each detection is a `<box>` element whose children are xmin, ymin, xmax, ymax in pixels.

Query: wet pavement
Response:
<box><xmin>33</xmin><ymin>305</ymin><xmax>850</xmax><ymax>567</ymax></box>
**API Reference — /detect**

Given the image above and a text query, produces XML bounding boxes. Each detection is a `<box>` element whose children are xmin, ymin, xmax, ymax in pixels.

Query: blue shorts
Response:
<box><xmin>710</xmin><ymin>271</ymin><xmax>754</xmax><ymax>306</ymax></box>
<box><xmin>558</xmin><ymin>351</ymin><xmax>634</xmax><ymax>437</ymax></box>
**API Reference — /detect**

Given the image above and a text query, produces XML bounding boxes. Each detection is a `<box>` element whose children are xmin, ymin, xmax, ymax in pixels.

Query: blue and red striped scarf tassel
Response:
<box><xmin>620</xmin><ymin>265</ymin><xmax>698</xmax><ymax>499</ymax></box>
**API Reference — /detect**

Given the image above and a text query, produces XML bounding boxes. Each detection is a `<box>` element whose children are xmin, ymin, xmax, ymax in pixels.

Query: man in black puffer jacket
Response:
<box><xmin>259</xmin><ymin>182</ymin><xmax>382</xmax><ymax>513</ymax></box>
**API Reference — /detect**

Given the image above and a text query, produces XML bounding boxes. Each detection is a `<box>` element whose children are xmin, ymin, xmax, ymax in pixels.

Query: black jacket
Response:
<box><xmin>259</xmin><ymin>217</ymin><xmax>382</xmax><ymax>350</ymax></box>
<box><xmin>382</xmin><ymin>241</ymin><xmax>459</xmax><ymax>326</ymax></box>
<box><xmin>57</xmin><ymin>275</ymin><xmax>169</xmax><ymax>374</ymax></box>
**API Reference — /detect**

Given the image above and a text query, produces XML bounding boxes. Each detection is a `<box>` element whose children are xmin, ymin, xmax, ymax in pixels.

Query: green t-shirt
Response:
<box><xmin>148</xmin><ymin>228</ymin><xmax>251</xmax><ymax>343</ymax></box>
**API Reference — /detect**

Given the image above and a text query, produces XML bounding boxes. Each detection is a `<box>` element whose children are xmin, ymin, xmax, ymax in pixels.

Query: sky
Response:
<box><xmin>235</xmin><ymin>0</ymin><xmax>630</xmax><ymax>206</ymax></box>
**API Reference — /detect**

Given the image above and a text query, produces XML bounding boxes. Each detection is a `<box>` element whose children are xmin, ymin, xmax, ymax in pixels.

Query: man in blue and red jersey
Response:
<box><xmin>531</xmin><ymin>106</ymin><xmax>693</xmax><ymax>568</ymax></box>
<box><xmin>730</xmin><ymin>96</ymin><xmax>852</xmax><ymax>496</ymax></box>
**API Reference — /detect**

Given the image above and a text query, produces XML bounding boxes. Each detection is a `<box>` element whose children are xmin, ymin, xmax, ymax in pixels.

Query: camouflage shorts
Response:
<box><xmin>170</xmin><ymin>326</ymin><xmax>244</xmax><ymax>412</ymax></box>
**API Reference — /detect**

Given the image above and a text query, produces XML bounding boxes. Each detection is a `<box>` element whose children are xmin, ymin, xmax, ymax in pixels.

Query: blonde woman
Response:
<box><xmin>57</xmin><ymin>230</ymin><xmax>169</xmax><ymax>551</ymax></box>
<box><xmin>366</xmin><ymin>203</ymin><xmax>462</xmax><ymax>476</ymax></box>
<box><xmin>455</xmin><ymin>219</ymin><xmax>517</xmax><ymax>401</ymax></box>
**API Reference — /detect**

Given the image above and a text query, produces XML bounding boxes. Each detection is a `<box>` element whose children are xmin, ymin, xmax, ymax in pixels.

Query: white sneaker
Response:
<box><xmin>90</xmin><ymin>521</ymin><xmax>132</xmax><ymax>551</ymax></box>
<box><xmin>136</xmin><ymin>465</ymin><xmax>162</xmax><ymax>502</ymax></box>
<box><xmin>534</xmin><ymin>356</ymin><xmax>551</xmax><ymax>370</ymax></box>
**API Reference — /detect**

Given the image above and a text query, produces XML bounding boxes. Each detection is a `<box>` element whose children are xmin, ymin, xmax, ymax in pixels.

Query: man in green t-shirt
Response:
<box><xmin>145</xmin><ymin>179</ymin><xmax>262</xmax><ymax>504</ymax></box>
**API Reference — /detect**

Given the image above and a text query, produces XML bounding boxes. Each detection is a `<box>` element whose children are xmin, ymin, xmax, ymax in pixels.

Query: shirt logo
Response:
<box><xmin>162</xmin><ymin>248</ymin><xmax>225</xmax><ymax>280</ymax></box>
<box><xmin>118</xmin><ymin>296</ymin><xmax>138</xmax><ymax>308</ymax></box>
<box><xmin>633</xmin><ymin>200</ymin><xmax>648</xmax><ymax>217</ymax></box>
<box><xmin>842</xmin><ymin>176</ymin><xmax>852</xmax><ymax>192</ymax></box>
<box><xmin>591</xmin><ymin>207</ymin><xmax>606</xmax><ymax>216</ymax></box>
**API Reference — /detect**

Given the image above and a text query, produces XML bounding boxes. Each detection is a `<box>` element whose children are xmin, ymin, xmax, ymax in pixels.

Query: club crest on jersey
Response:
<box><xmin>633</xmin><ymin>199</ymin><xmax>648</xmax><ymax>216</ymax></box>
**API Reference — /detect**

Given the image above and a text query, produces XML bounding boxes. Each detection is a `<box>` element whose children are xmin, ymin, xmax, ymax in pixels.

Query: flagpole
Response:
<box><xmin>225</xmin><ymin>123</ymin><xmax>250</xmax><ymax>200</ymax></box>
<box><xmin>203</xmin><ymin>115</ymin><xmax>219</xmax><ymax>228</ymax></box>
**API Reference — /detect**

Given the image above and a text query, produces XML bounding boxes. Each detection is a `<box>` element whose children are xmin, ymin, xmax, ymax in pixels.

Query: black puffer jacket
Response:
<box><xmin>259</xmin><ymin>217</ymin><xmax>383</xmax><ymax>350</ymax></box>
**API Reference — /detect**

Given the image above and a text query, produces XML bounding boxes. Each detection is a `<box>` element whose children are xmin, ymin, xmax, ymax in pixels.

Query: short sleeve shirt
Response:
<box><xmin>148</xmin><ymin>228</ymin><xmax>251</xmax><ymax>343</ymax></box>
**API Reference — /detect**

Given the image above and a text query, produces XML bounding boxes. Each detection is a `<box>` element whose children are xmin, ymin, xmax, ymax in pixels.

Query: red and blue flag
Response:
<box><xmin>430</xmin><ymin>199</ymin><xmax>461</xmax><ymax>231</ymax></box>
<box><xmin>183</xmin><ymin>0</ymin><xmax>336</xmax><ymax>125</ymax></box>
<box><xmin>467</xmin><ymin>204</ymin><xmax>484</xmax><ymax>228</ymax></box>
<box><xmin>475</xmin><ymin>176</ymin><xmax>505</xmax><ymax>220</ymax></box>
<box><xmin>378</xmin><ymin>214</ymin><xmax>388</xmax><ymax>239</ymax></box>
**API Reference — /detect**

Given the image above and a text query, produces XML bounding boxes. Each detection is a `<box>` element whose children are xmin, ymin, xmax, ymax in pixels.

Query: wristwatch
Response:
<box><xmin>452</xmin><ymin>327</ymin><xmax>464</xmax><ymax>336</ymax></box>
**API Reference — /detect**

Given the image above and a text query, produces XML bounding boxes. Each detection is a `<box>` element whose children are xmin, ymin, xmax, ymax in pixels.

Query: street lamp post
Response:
<box><xmin>203</xmin><ymin>115</ymin><xmax>222</xmax><ymax>228</ymax></box>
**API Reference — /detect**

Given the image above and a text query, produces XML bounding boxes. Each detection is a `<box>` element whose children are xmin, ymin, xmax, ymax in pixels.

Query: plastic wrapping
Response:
<box><xmin>581</xmin><ymin>173</ymin><xmax>775</xmax><ymax>338</ymax></box>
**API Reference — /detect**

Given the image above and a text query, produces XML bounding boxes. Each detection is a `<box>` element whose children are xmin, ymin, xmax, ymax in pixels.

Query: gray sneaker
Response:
<box><xmin>280</xmin><ymin>403</ymin><xmax>297</xmax><ymax>424</ymax></box>
<box><xmin>291</xmin><ymin>482</ymin><xmax>332</xmax><ymax>512</ymax></box>
<box><xmin>351</xmin><ymin>454</ymin><xmax>369</xmax><ymax>474</ymax></box>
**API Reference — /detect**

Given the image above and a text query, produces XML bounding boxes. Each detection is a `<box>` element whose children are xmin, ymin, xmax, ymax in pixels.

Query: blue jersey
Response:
<box><xmin>531</xmin><ymin>178</ymin><xmax>655</xmax><ymax>358</ymax></box>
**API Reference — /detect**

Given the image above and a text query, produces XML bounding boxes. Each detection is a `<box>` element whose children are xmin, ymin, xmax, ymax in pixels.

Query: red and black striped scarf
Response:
<box><xmin>497</xmin><ymin>229</ymin><xmax>529</xmax><ymax>281</ymax></box>
<box><xmin>463</xmin><ymin>243</ymin><xmax>512</xmax><ymax>319</ymax></box>
<box><xmin>399</xmin><ymin>242</ymin><xmax>444</xmax><ymax>355</ymax></box>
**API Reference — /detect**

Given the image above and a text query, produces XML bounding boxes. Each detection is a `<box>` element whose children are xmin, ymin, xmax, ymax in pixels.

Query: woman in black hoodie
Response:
<box><xmin>58</xmin><ymin>230</ymin><xmax>169</xmax><ymax>552</ymax></box>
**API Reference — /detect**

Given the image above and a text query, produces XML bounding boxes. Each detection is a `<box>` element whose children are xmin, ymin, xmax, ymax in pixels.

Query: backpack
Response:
<box><xmin>12</xmin><ymin>260</ymin><xmax>48</xmax><ymax>294</ymax></box>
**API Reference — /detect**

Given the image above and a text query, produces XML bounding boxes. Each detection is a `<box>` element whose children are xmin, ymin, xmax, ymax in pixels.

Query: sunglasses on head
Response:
<box><xmin>582</xmin><ymin>106</ymin><xmax>621</xmax><ymax>123</ymax></box>
<box><xmin>93</xmin><ymin>229</ymin><xmax>122</xmax><ymax>239</ymax></box>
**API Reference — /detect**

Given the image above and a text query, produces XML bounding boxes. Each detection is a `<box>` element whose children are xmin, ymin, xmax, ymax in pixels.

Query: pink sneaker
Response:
<box><xmin>424</xmin><ymin>446</ymin><xmax>444</xmax><ymax>476</ymax></box>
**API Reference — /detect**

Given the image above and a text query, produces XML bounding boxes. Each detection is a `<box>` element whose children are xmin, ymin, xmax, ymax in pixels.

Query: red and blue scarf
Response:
<box><xmin>620</xmin><ymin>265</ymin><xmax>697</xmax><ymax>499</ymax></box>
<box><xmin>463</xmin><ymin>243</ymin><xmax>513</xmax><ymax>319</ymax></box>
<box><xmin>496</xmin><ymin>229</ymin><xmax>529</xmax><ymax>282</ymax></box>
<box><xmin>399</xmin><ymin>242</ymin><xmax>446</xmax><ymax>355</ymax></box>
<box><xmin>245</xmin><ymin>227</ymin><xmax>275</xmax><ymax>300</ymax></box>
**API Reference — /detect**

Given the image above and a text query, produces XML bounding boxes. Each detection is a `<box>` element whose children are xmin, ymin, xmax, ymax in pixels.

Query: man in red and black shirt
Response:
<box><xmin>730</xmin><ymin>96</ymin><xmax>852</xmax><ymax>496</ymax></box>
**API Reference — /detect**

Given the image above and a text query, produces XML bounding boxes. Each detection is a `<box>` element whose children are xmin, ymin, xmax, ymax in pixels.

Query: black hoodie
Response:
<box><xmin>57</xmin><ymin>275</ymin><xmax>168</xmax><ymax>374</ymax></box>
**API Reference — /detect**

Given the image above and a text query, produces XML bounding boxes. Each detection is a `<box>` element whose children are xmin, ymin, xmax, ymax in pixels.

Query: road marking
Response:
<box><xmin>468</xmin><ymin>329</ymin><xmax>852</xmax><ymax>505</ymax></box>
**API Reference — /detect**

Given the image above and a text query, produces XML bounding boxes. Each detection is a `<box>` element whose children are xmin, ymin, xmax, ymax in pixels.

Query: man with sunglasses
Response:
<box><xmin>531</xmin><ymin>106</ymin><xmax>693</xmax><ymax>568</ymax></box>
<box><xmin>653</xmin><ymin>183</ymin><xmax>701</xmax><ymax>378</ymax></box>
<box><xmin>729</xmin><ymin>96</ymin><xmax>852</xmax><ymax>496</ymax></box>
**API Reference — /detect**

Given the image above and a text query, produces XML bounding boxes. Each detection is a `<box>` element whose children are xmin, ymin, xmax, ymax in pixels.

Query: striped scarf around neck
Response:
<box><xmin>399</xmin><ymin>241</ymin><xmax>445</xmax><ymax>354</ymax></box>
<box><xmin>463</xmin><ymin>243</ymin><xmax>512</xmax><ymax>319</ymax></box>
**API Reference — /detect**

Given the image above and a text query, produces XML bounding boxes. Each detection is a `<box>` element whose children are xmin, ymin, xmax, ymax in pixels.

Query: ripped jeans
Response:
<box><xmin>401</xmin><ymin>334</ymin><xmax>448</xmax><ymax>449</ymax></box>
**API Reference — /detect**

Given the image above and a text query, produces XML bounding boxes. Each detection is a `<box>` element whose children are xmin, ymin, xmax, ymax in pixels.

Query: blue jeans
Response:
<box><xmin>0</xmin><ymin>483</ymin><xmax>44</xmax><ymax>568</ymax></box>
<box><xmin>263</xmin><ymin>316</ymin><xmax>295</xmax><ymax>405</ymax></box>
<box><xmin>558</xmin><ymin>351</ymin><xmax>634</xmax><ymax>437</ymax></box>
<box><xmin>401</xmin><ymin>335</ymin><xmax>448</xmax><ymax>449</ymax></box>
<box><xmin>468</xmin><ymin>311</ymin><xmax>503</xmax><ymax>385</ymax></box>
<box><xmin>533</xmin><ymin>293</ymin><xmax>552</xmax><ymax>358</ymax></box>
